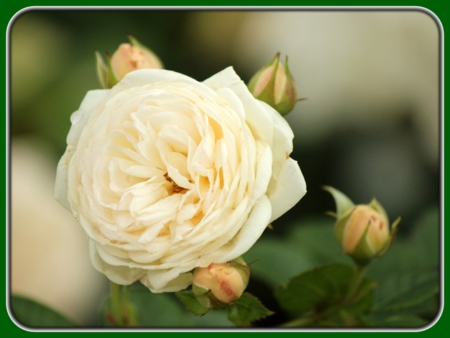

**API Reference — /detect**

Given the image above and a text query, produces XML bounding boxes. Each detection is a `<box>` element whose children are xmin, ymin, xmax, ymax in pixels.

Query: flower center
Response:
<box><xmin>164</xmin><ymin>173</ymin><xmax>188</xmax><ymax>194</ymax></box>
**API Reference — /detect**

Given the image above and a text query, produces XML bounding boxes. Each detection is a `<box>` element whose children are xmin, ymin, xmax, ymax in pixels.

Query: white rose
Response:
<box><xmin>55</xmin><ymin>67</ymin><xmax>306</xmax><ymax>293</ymax></box>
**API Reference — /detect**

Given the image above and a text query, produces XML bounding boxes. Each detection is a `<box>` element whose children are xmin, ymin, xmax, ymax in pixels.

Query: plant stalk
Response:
<box><xmin>110</xmin><ymin>282</ymin><xmax>125</xmax><ymax>326</ymax></box>
<box><xmin>343</xmin><ymin>265</ymin><xmax>367</xmax><ymax>306</ymax></box>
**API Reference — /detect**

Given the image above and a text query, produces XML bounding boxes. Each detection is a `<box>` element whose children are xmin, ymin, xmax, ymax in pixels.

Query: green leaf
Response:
<box><xmin>275</xmin><ymin>264</ymin><xmax>375</xmax><ymax>316</ymax></box>
<box><xmin>243</xmin><ymin>237</ymin><xmax>311</xmax><ymax>287</ymax></box>
<box><xmin>226</xmin><ymin>292</ymin><xmax>274</xmax><ymax>327</ymax></box>
<box><xmin>11</xmin><ymin>295</ymin><xmax>76</xmax><ymax>327</ymax></box>
<box><xmin>175</xmin><ymin>291</ymin><xmax>210</xmax><ymax>316</ymax></box>
<box><xmin>186</xmin><ymin>309</ymin><xmax>232</xmax><ymax>327</ymax></box>
<box><xmin>244</xmin><ymin>217</ymin><xmax>347</xmax><ymax>288</ymax></box>
<box><xmin>409</xmin><ymin>207</ymin><xmax>439</xmax><ymax>270</ymax></box>
<box><xmin>372</xmin><ymin>269</ymin><xmax>439</xmax><ymax>313</ymax></box>
<box><xmin>287</xmin><ymin>218</ymin><xmax>349</xmax><ymax>266</ymax></box>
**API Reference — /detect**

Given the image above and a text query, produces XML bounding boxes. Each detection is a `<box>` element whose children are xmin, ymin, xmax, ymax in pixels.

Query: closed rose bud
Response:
<box><xmin>324</xmin><ymin>186</ymin><xmax>401</xmax><ymax>266</ymax></box>
<box><xmin>192</xmin><ymin>258</ymin><xmax>249</xmax><ymax>309</ymax></box>
<box><xmin>248</xmin><ymin>53</ymin><xmax>300</xmax><ymax>116</ymax></box>
<box><xmin>95</xmin><ymin>35</ymin><xmax>163</xmax><ymax>89</ymax></box>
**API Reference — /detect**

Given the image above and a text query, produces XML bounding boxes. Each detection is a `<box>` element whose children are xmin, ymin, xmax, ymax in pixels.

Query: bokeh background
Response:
<box><xmin>9</xmin><ymin>9</ymin><xmax>440</xmax><ymax>327</ymax></box>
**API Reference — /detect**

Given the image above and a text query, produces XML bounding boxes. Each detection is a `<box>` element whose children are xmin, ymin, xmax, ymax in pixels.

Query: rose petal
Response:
<box><xmin>267</xmin><ymin>158</ymin><xmax>307</xmax><ymax>223</ymax></box>
<box><xmin>141</xmin><ymin>268</ymin><xmax>192</xmax><ymax>293</ymax></box>
<box><xmin>67</xmin><ymin>90</ymin><xmax>109</xmax><ymax>147</ymax></box>
<box><xmin>89</xmin><ymin>241</ymin><xmax>145</xmax><ymax>285</ymax></box>
<box><xmin>205</xmin><ymin>194</ymin><xmax>272</xmax><ymax>263</ymax></box>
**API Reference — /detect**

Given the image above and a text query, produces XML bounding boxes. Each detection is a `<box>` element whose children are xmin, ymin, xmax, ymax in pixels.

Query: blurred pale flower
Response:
<box><xmin>189</xmin><ymin>11</ymin><xmax>438</xmax><ymax>165</ymax></box>
<box><xmin>230</xmin><ymin>11</ymin><xmax>439</xmax><ymax>217</ymax></box>
<box><xmin>11</xmin><ymin>138</ymin><xmax>106</xmax><ymax>325</ymax></box>
<box><xmin>55</xmin><ymin>67</ymin><xmax>306</xmax><ymax>293</ymax></box>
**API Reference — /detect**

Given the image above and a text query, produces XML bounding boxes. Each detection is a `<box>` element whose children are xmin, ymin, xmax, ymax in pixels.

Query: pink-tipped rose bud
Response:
<box><xmin>95</xmin><ymin>35</ymin><xmax>163</xmax><ymax>89</ymax></box>
<box><xmin>192</xmin><ymin>258</ymin><xmax>249</xmax><ymax>309</ymax></box>
<box><xmin>248</xmin><ymin>53</ymin><xmax>300</xmax><ymax>116</ymax></box>
<box><xmin>324</xmin><ymin>186</ymin><xmax>401</xmax><ymax>266</ymax></box>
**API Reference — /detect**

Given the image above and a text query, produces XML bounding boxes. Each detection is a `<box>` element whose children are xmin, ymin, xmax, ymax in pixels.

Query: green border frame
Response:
<box><xmin>3</xmin><ymin>2</ymin><xmax>446</xmax><ymax>336</ymax></box>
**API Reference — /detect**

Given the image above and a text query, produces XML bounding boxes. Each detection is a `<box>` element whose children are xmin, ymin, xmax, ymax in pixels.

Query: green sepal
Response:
<box><xmin>175</xmin><ymin>290</ymin><xmax>210</xmax><ymax>316</ymax></box>
<box><xmin>95</xmin><ymin>50</ymin><xmax>109</xmax><ymax>89</ymax></box>
<box><xmin>334</xmin><ymin>211</ymin><xmax>353</xmax><ymax>252</ymax></box>
<box><xmin>192</xmin><ymin>283</ymin><xmax>227</xmax><ymax>310</ymax></box>
<box><xmin>127</xmin><ymin>35</ymin><xmax>148</xmax><ymax>51</ymax></box>
<box><xmin>369</xmin><ymin>197</ymin><xmax>389</xmax><ymax>222</ymax></box>
<box><xmin>106</xmin><ymin>54</ymin><xmax>119</xmax><ymax>88</ymax></box>
<box><xmin>127</xmin><ymin>35</ymin><xmax>163</xmax><ymax>68</ymax></box>
<box><xmin>248</xmin><ymin>53</ymin><xmax>280</xmax><ymax>108</ymax></box>
<box><xmin>378</xmin><ymin>215</ymin><xmax>402</xmax><ymax>256</ymax></box>
<box><xmin>323</xmin><ymin>186</ymin><xmax>355</xmax><ymax>218</ymax></box>
<box><xmin>228</xmin><ymin>257</ymin><xmax>250</xmax><ymax>289</ymax></box>
<box><xmin>350</xmin><ymin>221</ymin><xmax>375</xmax><ymax>266</ymax></box>
<box><xmin>274</xmin><ymin>56</ymin><xmax>298</xmax><ymax>116</ymax></box>
<box><xmin>248</xmin><ymin>52</ymin><xmax>280</xmax><ymax>93</ymax></box>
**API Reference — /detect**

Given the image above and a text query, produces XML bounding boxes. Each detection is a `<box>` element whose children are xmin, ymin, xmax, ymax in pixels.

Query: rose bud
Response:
<box><xmin>247</xmin><ymin>53</ymin><xmax>301</xmax><ymax>116</ymax></box>
<box><xmin>95</xmin><ymin>35</ymin><xmax>163</xmax><ymax>88</ymax></box>
<box><xmin>192</xmin><ymin>258</ymin><xmax>249</xmax><ymax>309</ymax></box>
<box><xmin>324</xmin><ymin>186</ymin><xmax>401</xmax><ymax>266</ymax></box>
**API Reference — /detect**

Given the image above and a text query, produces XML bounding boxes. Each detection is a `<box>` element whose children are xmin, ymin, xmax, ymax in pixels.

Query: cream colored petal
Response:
<box><xmin>112</xmin><ymin>69</ymin><xmax>201</xmax><ymax>94</ymax></box>
<box><xmin>203</xmin><ymin>67</ymin><xmax>274</xmax><ymax>146</ymax></box>
<box><xmin>54</xmin><ymin>90</ymin><xmax>108</xmax><ymax>210</ymax></box>
<box><xmin>260</xmin><ymin>100</ymin><xmax>294</xmax><ymax>153</ymax></box>
<box><xmin>212</xmin><ymin>195</ymin><xmax>272</xmax><ymax>263</ymax></box>
<box><xmin>251</xmin><ymin>141</ymin><xmax>272</xmax><ymax>203</ymax></box>
<box><xmin>202</xmin><ymin>66</ymin><xmax>240</xmax><ymax>92</ymax></box>
<box><xmin>89</xmin><ymin>241</ymin><xmax>145</xmax><ymax>285</ymax></box>
<box><xmin>66</xmin><ymin>90</ymin><xmax>109</xmax><ymax>147</ymax></box>
<box><xmin>267</xmin><ymin>158</ymin><xmax>306</xmax><ymax>223</ymax></box>
<box><xmin>140</xmin><ymin>268</ymin><xmax>193</xmax><ymax>293</ymax></box>
<box><xmin>54</xmin><ymin>148</ymin><xmax>72</xmax><ymax>210</ymax></box>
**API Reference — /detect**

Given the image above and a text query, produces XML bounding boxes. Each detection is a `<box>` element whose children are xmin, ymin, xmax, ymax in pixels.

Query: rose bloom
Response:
<box><xmin>55</xmin><ymin>67</ymin><xmax>306</xmax><ymax>293</ymax></box>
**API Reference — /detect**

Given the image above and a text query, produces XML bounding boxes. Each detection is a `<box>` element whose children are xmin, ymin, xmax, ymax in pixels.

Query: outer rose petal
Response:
<box><xmin>67</xmin><ymin>90</ymin><xmax>109</xmax><ymax>147</ymax></box>
<box><xmin>267</xmin><ymin>158</ymin><xmax>306</xmax><ymax>223</ymax></box>
<box><xmin>89</xmin><ymin>241</ymin><xmax>145</xmax><ymax>285</ymax></box>
<box><xmin>205</xmin><ymin>67</ymin><xmax>306</xmax><ymax>223</ymax></box>
<box><xmin>114</xmin><ymin>68</ymin><xmax>204</xmax><ymax>94</ymax></box>
<box><xmin>211</xmin><ymin>194</ymin><xmax>272</xmax><ymax>263</ymax></box>
<box><xmin>204</xmin><ymin>67</ymin><xmax>275</xmax><ymax>147</ymax></box>
<box><xmin>259</xmin><ymin>100</ymin><xmax>307</xmax><ymax>222</ymax></box>
<box><xmin>141</xmin><ymin>269</ymin><xmax>193</xmax><ymax>293</ymax></box>
<box><xmin>54</xmin><ymin>90</ymin><xmax>108</xmax><ymax>210</ymax></box>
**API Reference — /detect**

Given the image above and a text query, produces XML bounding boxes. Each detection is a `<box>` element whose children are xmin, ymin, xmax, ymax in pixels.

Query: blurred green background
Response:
<box><xmin>9</xmin><ymin>9</ymin><xmax>440</xmax><ymax>327</ymax></box>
